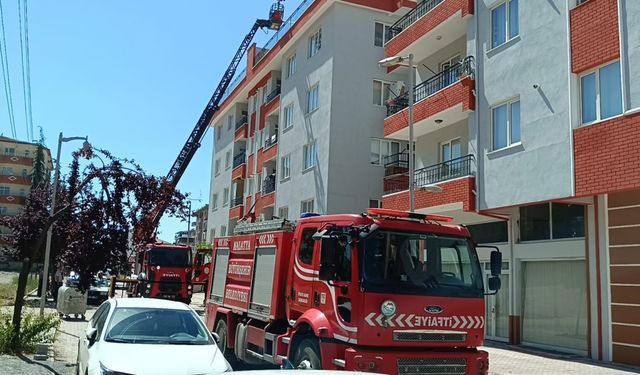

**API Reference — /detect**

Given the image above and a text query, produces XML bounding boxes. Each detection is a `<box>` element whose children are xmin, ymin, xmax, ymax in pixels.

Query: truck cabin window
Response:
<box><xmin>360</xmin><ymin>231</ymin><xmax>483</xmax><ymax>298</ymax></box>
<box><xmin>320</xmin><ymin>234</ymin><xmax>352</xmax><ymax>282</ymax></box>
<box><xmin>148</xmin><ymin>248</ymin><xmax>191</xmax><ymax>267</ymax></box>
<box><xmin>298</xmin><ymin>228</ymin><xmax>316</xmax><ymax>265</ymax></box>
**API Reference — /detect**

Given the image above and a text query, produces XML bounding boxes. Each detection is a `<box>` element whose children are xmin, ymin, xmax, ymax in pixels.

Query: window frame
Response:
<box><xmin>283</xmin><ymin>103</ymin><xmax>294</xmax><ymax>130</ymax></box>
<box><xmin>280</xmin><ymin>154</ymin><xmax>291</xmax><ymax>181</ymax></box>
<box><xmin>520</xmin><ymin>203</ymin><xmax>585</xmax><ymax>242</ymax></box>
<box><xmin>212</xmin><ymin>193</ymin><xmax>218</xmax><ymax>210</ymax></box>
<box><xmin>222</xmin><ymin>188</ymin><xmax>229</xmax><ymax>207</ymax></box>
<box><xmin>225</xmin><ymin>151</ymin><xmax>232</xmax><ymax>170</ymax></box>
<box><xmin>227</xmin><ymin>115</ymin><xmax>234</xmax><ymax>131</ymax></box>
<box><xmin>440</xmin><ymin>137</ymin><xmax>462</xmax><ymax>162</ymax></box>
<box><xmin>579</xmin><ymin>60</ymin><xmax>623</xmax><ymax>125</ymax></box>
<box><xmin>374</xmin><ymin>22</ymin><xmax>392</xmax><ymax>47</ymax></box>
<box><xmin>491</xmin><ymin>98</ymin><xmax>521</xmax><ymax>151</ymax></box>
<box><xmin>300</xmin><ymin>199</ymin><xmax>315</xmax><ymax>214</ymax></box>
<box><xmin>373</xmin><ymin>79</ymin><xmax>392</xmax><ymax>106</ymax></box>
<box><xmin>490</xmin><ymin>0</ymin><xmax>519</xmax><ymax>49</ymax></box>
<box><xmin>286</xmin><ymin>53</ymin><xmax>297</xmax><ymax>78</ymax></box>
<box><xmin>0</xmin><ymin>186</ymin><xmax>10</xmax><ymax>195</ymax></box>
<box><xmin>370</xmin><ymin>139</ymin><xmax>402</xmax><ymax>166</ymax></box>
<box><xmin>278</xmin><ymin>206</ymin><xmax>289</xmax><ymax>220</ymax></box>
<box><xmin>302</xmin><ymin>141</ymin><xmax>317</xmax><ymax>171</ymax></box>
<box><xmin>307</xmin><ymin>84</ymin><xmax>320</xmax><ymax>113</ymax></box>
<box><xmin>214</xmin><ymin>159</ymin><xmax>221</xmax><ymax>176</ymax></box>
<box><xmin>308</xmin><ymin>29</ymin><xmax>322</xmax><ymax>58</ymax></box>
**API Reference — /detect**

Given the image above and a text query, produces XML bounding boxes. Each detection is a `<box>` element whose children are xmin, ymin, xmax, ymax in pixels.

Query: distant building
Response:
<box><xmin>192</xmin><ymin>204</ymin><xmax>209</xmax><ymax>245</ymax></box>
<box><xmin>174</xmin><ymin>230</ymin><xmax>195</xmax><ymax>247</ymax></box>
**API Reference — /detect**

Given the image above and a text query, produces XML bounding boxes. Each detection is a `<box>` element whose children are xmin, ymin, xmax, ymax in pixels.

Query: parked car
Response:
<box><xmin>87</xmin><ymin>278</ymin><xmax>109</xmax><ymax>306</ymax></box>
<box><xmin>77</xmin><ymin>298</ymin><xmax>231</xmax><ymax>375</ymax></box>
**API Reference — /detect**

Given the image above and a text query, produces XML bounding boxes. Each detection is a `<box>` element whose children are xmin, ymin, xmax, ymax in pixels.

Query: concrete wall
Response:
<box><xmin>207</xmin><ymin>107</ymin><xmax>236</xmax><ymax>236</ymax></box>
<box><xmin>414</xmin><ymin>119</ymin><xmax>469</xmax><ymax>169</ymax></box>
<box><xmin>477</xmin><ymin>0</ymin><xmax>574</xmax><ymax>210</ymax></box>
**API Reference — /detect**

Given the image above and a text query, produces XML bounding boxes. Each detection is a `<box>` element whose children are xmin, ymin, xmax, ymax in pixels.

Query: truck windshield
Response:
<box><xmin>360</xmin><ymin>230</ymin><xmax>484</xmax><ymax>298</ymax></box>
<box><xmin>148</xmin><ymin>248</ymin><xmax>191</xmax><ymax>267</ymax></box>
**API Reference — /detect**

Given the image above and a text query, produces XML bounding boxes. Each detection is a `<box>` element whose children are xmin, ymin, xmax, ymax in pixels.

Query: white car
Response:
<box><xmin>77</xmin><ymin>298</ymin><xmax>231</xmax><ymax>375</ymax></box>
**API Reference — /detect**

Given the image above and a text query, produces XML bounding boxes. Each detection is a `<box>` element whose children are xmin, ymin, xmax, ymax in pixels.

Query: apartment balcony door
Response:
<box><xmin>441</xmin><ymin>55</ymin><xmax>461</xmax><ymax>87</ymax></box>
<box><xmin>440</xmin><ymin>138</ymin><xmax>461</xmax><ymax>179</ymax></box>
<box><xmin>485</xmin><ymin>266</ymin><xmax>509</xmax><ymax>342</ymax></box>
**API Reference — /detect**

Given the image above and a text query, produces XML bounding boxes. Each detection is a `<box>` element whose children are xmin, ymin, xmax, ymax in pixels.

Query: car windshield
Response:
<box><xmin>94</xmin><ymin>278</ymin><xmax>108</xmax><ymax>288</ymax></box>
<box><xmin>104</xmin><ymin>307</ymin><xmax>213</xmax><ymax>345</ymax></box>
<box><xmin>148</xmin><ymin>248</ymin><xmax>191</xmax><ymax>267</ymax></box>
<box><xmin>360</xmin><ymin>230</ymin><xmax>484</xmax><ymax>298</ymax></box>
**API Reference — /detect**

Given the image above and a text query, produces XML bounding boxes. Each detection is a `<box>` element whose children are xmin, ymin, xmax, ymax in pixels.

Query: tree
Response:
<box><xmin>0</xmin><ymin>148</ymin><xmax>187</xmax><ymax>349</ymax></box>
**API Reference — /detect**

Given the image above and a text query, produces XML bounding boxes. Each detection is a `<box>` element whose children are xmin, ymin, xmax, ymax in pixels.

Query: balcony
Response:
<box><xmin>385</xmin><ymin>57</ymin><xmax>475</xmax><ymax>138</ymax></box>
<box><xmin>266</xmin><ymin>86</ymin><xmax>281</xmax><ymax>103</ymax></box>
<box><xmin>385</xmin><ymin>0</ymin><xmax>473</xmax><ymax>60</ymax></box>
<box><xmin>264</xmin><ymin>134</ymin><xmax>278</xmax><ymax>149</ymax></box>
<box><xmin>229</xmin><ymin>197</ymin><xmax>244</xmax><ymax>219</ymax></box>
<box><xmin>384</xmin><ymin>154</ymin><xmax>475</xmax><ymax>194</ymax></box>
<box><xmin>232</xmin><ymin>196</ymin><xmax>244</xmax><ymax>208</ymax></box>
<box><xmin>235</xmin><ymin>115</ymin><xmax>249</xmax><ymax>140</ymax></box>
<box><xmin>262</xmin><ymin>175</ymin><xmax>276</xmax><ymax>195</ymax></box>
<box><xmin>233</xmin><ymin>152</ymin><xmax>246</xmax><ymax>169</ymax></box>
<box><xmin>235</xmin><ymin>115</ymin><xmax>248</xmax><ymax>130</ymax></box>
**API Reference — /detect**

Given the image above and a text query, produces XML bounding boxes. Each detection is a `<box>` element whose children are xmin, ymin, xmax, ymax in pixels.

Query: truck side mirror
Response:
<box><xmin>490</xmin><ymin>250</ymin><xmax>502</xmax><ymax>276</ymax></box>
<box><xmin>86</xmin><ymin>328</ymin><xmax>98</xmax><ymax>347</ymax></box>
<box><xmin>488</xmin><ymin>276</ymin><xmax>501</xmax><ymax>292</ymax></box>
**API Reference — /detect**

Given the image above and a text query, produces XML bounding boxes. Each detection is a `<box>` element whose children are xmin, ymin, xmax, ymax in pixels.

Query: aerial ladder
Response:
<box><xmin>134</xmin><ymin>1</ymin><xmax>285</xmax><ymax>246</ymax></box>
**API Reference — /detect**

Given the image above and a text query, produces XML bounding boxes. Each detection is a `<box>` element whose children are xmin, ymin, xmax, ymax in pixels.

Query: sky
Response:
<box><xmin>0</xmin><ymin>0</ymin><xmax>300</xmax><ymax>242</ymax></box>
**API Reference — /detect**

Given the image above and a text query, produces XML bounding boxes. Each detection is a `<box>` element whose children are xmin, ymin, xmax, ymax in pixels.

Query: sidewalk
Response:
<box><xmin>53</xmin><ymin>306</ymin><xmax>97</xmax><ymax>363</ymax></box>
<box><xmin>484</xmin><ymin>343</ymin><xmax>640</xmax><ymax>374</ymax></box>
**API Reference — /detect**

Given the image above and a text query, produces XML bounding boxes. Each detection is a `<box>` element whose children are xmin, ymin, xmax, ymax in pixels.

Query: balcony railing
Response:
<box><xmin>384</xmin><ymin>152</ymin><xmax>409</xmax><ymax>176</ymax></box>
<box><xmin>386</xmin><ymin>56</ymin><xmax>475</xmax><ymax>117</ymax></box>
<box><xmin>266</xmin><ymin>86</ymin><xmax>281</xmax><ymax>103</ymax></box>
<box><xmin>232</xmin><ymin>196</ymin><xmax>244</xmax><ymax>208</ymax></box>
<box><xmin>262</xmin><ymin>175</ymin><xmax>276</xmax><ymax>195</ymax></box>
<box><xmin>264</xmin><ymin>134</ymin><xmax>278</xmax><ymax>149</ymax></box>
<box><xmin>235</xmin><ymin>114</ymin><xmax>248</xmax><ymax>130</ymax></box>
<box><xmin>233</xmin><ymin>152</ymin><xmax>246</xmax><ymax>168</ymax></box>
<box><xmin>383</xmin><ymin>154</ymin><xmax>475</xmax><ymax>194</ymax></box>
<box><xmin>387</xmin><ymin>0</ymin><xmax>445</xmax><ymax>41</ymax></box>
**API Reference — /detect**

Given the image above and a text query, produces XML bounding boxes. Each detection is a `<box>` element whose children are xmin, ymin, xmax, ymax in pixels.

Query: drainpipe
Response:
<box><xmin>564</xmin><ymin>0</ymin><xmax>576</xmax><ymax>197</ymax></box>
<box><xmin>473</xmin><ymin>0</ymin><xmax>481</xmax><ymax>216</ymax></box>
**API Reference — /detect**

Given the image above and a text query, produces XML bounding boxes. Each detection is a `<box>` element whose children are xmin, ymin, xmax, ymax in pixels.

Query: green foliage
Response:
<box><xmin>0</xmin><ymin>310</ymin><xmax>60</xmax><ymax>354</ymax></box>
<box><xmin>0</xmin><ymin>275</ymin><xmax>38</xmax><ymax>306</ymax></box>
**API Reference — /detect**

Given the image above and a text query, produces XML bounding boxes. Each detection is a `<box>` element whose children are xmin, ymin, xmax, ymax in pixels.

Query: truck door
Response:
<box><xmin>317</xmin><ymin>227</ymin><xmax>355</xmax><ymax>326</ymax></box>
<box><xmin>289</xmin><ymin>226</ymin><xmax>320</xmax><ymax>315</ymax></box>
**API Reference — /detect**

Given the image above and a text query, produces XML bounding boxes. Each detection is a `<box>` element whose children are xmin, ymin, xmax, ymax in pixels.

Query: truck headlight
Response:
<box><xmin>381</xmin><ymin>300</ymin><xmax>396</xmax><ymax>317</ymax></box>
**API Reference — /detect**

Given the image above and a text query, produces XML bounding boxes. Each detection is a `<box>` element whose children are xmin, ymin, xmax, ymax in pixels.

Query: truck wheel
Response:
<box><xmin>215</xmin><ymin>320</ymin><xmax>237</xmax><ymax>365</ymax></box>
<box><xmin>293</xmin><ymin>338</ymin><xmax>322</xmax><ymax>370</ymax></box>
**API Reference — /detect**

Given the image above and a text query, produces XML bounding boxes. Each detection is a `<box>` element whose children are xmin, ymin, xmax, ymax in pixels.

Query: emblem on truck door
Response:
<box><xmin>425</xmin><ymin>305</ymin><xmax>443</xmax><ymax>314</ymax></box>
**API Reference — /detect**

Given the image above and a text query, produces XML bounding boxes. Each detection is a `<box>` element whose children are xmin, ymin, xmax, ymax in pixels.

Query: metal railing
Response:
<box><xmin>235</xmin><ymin>114</ymin><xmax>248</xmax><ymax>130</ymax></box>
<box><xmin>232</xmin><ymin>196</ymin><xmax>244</xmax><ymax>207</ymax></box>
<box><xmin>254</xmin><ymin>0</ymin><xmax>315</xmax><ymax>65</ymax></box>
<box><xmin>383</xmin><ymin>154</ymin><xmax>475</xmax><ymax>194</ymax></box>
<box><xmin>264</xmin><ymin>134</ymin><xmax>278</xmax><ymax>149</ymax></box>
<box><xmin>262</xmin><ymin>175</ymin><xmax>276</xmax><ymax>195</ymax></box>
<box><xmin>384</xmin><ymin>152</ymin><xmax>409</xmax><ymax>177</ymax></box>
<box><xmin>266</xmin><ymin>86</ymin><xmax>281</xmax><ymax>103</ymax></box>
<box><xmin>221</xmin><ymin>69</ymin><xmax>247</xmax><ymax>103</ymax></box>
<box><xmin>233</xmin><ymin>152</ymin><xmax>246</xmax><ymax>168</ymax></box>
<box><xmin>414</xmin><ymin>154</ymin><xmax>475</xmax><ymax>186</ymax></box>
<box><xmin>387</xmin><ymin>0</ymin><xmax>445</xmax><ymax>41</ymax></box>
<box><xmin>386</xmin><ymin>56</ymin><xmax>474</xmax><ymax>117</ymax></box>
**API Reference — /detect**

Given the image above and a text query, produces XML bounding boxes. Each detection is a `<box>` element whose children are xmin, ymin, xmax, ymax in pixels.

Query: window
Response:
<box><xmin>520</xmin><ymin>203</ymin><xmax>584</xmax><ymax>241</ymax></box>
<box><xmin>320</xmin><ymin>229</ymin><xmax>352</xmax><ymax>282</ymax></box>
<box><xmin>216</xmin><ymin>126</ymin><xmax>222</xmax><ymax>141</ymax></box>
<box><xmin>298</xmin><ymin>228</ymin><xmax>316</xmax><ymax>265</ymax></box>
<box><xmin>223</xmin><ymin>188</ymin><xmax>229</xmax><ymax>207</ymax></box>
<box><xmin>225</xmin><ymin>151</ymin><xmax>231</xmax><ymax>170</ymax></box>
<box><xmin>370</xmin><ymin>139</ymin><xmax>401</xmax><ymax>166</ymax></box>
<box><xmin>4</xmin><ymin>148</ymin><xmax>15</xmax><ymax>156</ymax></box>
<box><xmin>308</xmin><ymin>29</ymin><xmax>322</xmax><ymax>57</ymax></box>
<box><xmin>19</xmin><ymin>189</ymin><xmax>25</xmax><ymax>197</ymax></box>
<box><xmin>303</xmin><ymin>142</ymin><xmax>317</xmax><ymax>170</ymax></box>
<box><xmin>212</xmin><ymin>194</ymin><xmax>218</xmax><ymax>210</ymax></box>
<box><xmin>1</xmin><ymin>167</ymin><xmax>13</xmax><ymax>176</ymax></box>
<box><xmin>0</xmin><ymin>207</ymin><xmax>7</xmax><ymax>215</ymax></box>
<box><xmin>286</xmin><ymin>54</ymin><xmax>297</xmax><ymax>78</ymax></box>
<box><xmin>580</xmin><ymin>61</ymin><xmax>622</xmax><ymax>124</ymax></box>
<box><xmin>283</xmin><ymin>104</ymin><xmax>294</xmax><ymax>130</ymax></box>
<box><xmin>0</xmin><ymin>186</ymin><xmax>10</xmax><ymax>195</ymax></box>
<box><xmin>210</xmin><ymin>229</ymin><xmax>216</xmax><ymax>240</ymax></box>
<box><xmin>278</xmin><ymin>206</ymin><xmax>289</xmax><ymax>220</ymax></box>
<box><xmin>307</xmin><ymin>84</ymin><xmax>319</xmax><ymax>113</ymax></box>
<box><xmin>301</xmin><ymin>199</ymin><xmax>314</xmax><ymax>214</ymax></box>
<box><xmin>227</xmin><ymin>115</ymin><xmax>234</xmax><ymax>131</ymax></box>
<box><xmin>467</xmin><ymin>221</ymin><xmax>508</xmax><ymax>244</ymax></box>
<box><xmin>492</xmin><ymin>99</ymin><xmax>520</xmax><ymax>150</ymax></box>
<box><xmin>280</xmin><ymin>154</ymin><xmax>291</xmax><ymax>181</ymax></box>
<box><xmin>214</xmin><ymin>159</ymin><xmax>221</xmax><ymax>176</ymax></box>
<box><xmin>221</xmin><ymin>226</ymin><xmax>227</xmax><ymax>237</ymax></box>
<box><xmin>441</xmin><ymin>138</ymin><xmax>461</xmax><ymax>162</ymax></box>
<box><xmin>369</xmin><ymin>199</ymin><xmax>381</xmax><ymax>208</ymax></box>
<box><xmin>23</xmin><ymin>150</ymin><xmax>30</xmax><ymax>158</ymax></box>
<box><xmin>21</xmin><ymin>169</ymin><xmax>27</xmax><ymax>177</ymax></box>
<box><xmin>373</xmin><ymin>80</ymin><xmax>392</xmax><ymax>106</ymax></box>
<box><xmin>374</xmin><ymin>22</ymin><xmax>391</xmax><ymax>47</ymax></box>
<box><xmin>491</xmin><ymin>0</ymin><xmax>518</xmax><ymax>48</ymax></box>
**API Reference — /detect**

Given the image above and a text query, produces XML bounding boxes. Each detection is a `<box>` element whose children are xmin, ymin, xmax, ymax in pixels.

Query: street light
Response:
<box><xmin>379</xmin><ymin>53</ymin><xmax>415</xmax><ymax>212</ymax></box>
<box><xmin>39</xmin><ymin>133</ymin><xmax>91</xmax><ymax>315</ymax></box>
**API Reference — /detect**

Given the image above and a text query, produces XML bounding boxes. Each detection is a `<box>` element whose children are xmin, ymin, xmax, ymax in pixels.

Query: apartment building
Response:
<box><xmin>378</xmin><ymin>0</ymin><xmax>640</xmax><ymax>367</ymax></box>
<box><xmin>192</xmin><ymin>204</ymin><xmax>209</xmax><ymax>246</ymax></box>
<box><xmin>0</xmin><ymin>136</ymin><xmax>52</xmax><ymax>218</ymax></box>
<box><xmin>207</xmin><ymin>0</ymin><xmax>411</xmax><ymax>237</ymax></box>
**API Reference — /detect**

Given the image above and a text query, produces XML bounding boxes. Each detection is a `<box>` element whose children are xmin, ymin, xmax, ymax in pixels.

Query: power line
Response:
<box><xmin>18</xmin><ymin>0</ymin><xmax>34</xmax><ymax>141</ymax></box>
<box><xmin>0</xmin><ymin>0</ymin><xmax>17</xmax><ymax>138</ymax></box>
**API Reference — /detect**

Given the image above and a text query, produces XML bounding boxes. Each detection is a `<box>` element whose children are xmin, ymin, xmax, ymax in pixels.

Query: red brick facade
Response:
<box><xmin>231</xmin><ymin>164</ymin><xmax>246</xmax><ymax>181</ymax></box>
<box><xmin>229</xmin><ymin>205</ymin><xmax>244</xmax><ymax>219</ymax></box>
<box><xmin>0</xmin><ymin>175</ymin><xmax>31</xmax><ymax>185</ymax></box>
<box><xmin>385</xmin><ymin>0</ymin><xmax>473</xmax><ymax>58</ymax></box>
<box><xmin>247</xmin><ymin>154</ymin><xmax>255</xmax><ymax>177</ymax></box>
<box><xmin>570</xmin><ymin>0</ymin><xmax>619</xmax><ymax>74</ymax></box>
<box><xmin>384</xmin><ymin>78</ymin><xmax>475</xmax><ymax>137</ymax></box>
<box><xmin>574</xmin><ymin>113</ymin><xmax>640</xmax><ymax>197</ymax></box>
<box><xmin>260</xmin><ymin>96</ymin><xmax>280</xmax><ymax>131</ymax></box>
<box><xmin>382</xmin><ymin>176</ymin><xmax>475</xmax><ymax>211</ymax></box>
<box><xmin>234</xmin><ymin>123</ymin><xmax>248</xmax><ymax>141</ymax></box>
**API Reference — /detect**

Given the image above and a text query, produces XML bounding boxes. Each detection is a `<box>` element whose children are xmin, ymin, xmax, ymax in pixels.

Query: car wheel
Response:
<box><xmin>215</xmin><ymin>319</ymin><xmax>238</xmax><ymax>365</ymax></box>
<box><xmin>293</xmin><ymin>338</ymin><xmax>322</xmax><ymax>370</ymax></box>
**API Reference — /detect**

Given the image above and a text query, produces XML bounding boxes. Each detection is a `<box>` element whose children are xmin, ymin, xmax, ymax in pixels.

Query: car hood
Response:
<box><xmin>99</xmin><ymin>342</ymin><xmax>228</xmax><ymax>375</ymax></box>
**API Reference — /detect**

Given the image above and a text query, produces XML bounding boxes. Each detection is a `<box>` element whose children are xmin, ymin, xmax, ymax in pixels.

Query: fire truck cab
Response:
<box><xmin>136</xmin><ymin>243</ymin><xmax>193</xmax><ymax>304</ymax></box>
<box><xmin>205</xmin><ymin>209</ymin><xmax>502</xmax><ymax>374</ymax></box>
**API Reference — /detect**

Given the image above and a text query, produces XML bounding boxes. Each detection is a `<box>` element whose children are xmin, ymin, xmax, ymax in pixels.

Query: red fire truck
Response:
<box><xmin>193</xmin><ymin>246</ymin><xmax>213</xmax><ymax>287</ymax></box>
<box><xmin>135</xmin><ymin>243</ymin><xmax>193</xmax><ymax>304</ymax></box>
<box><xmin>205</xmin><ymin>208</ymin><xmax>502</xmax><ymax>374</ymax></box>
